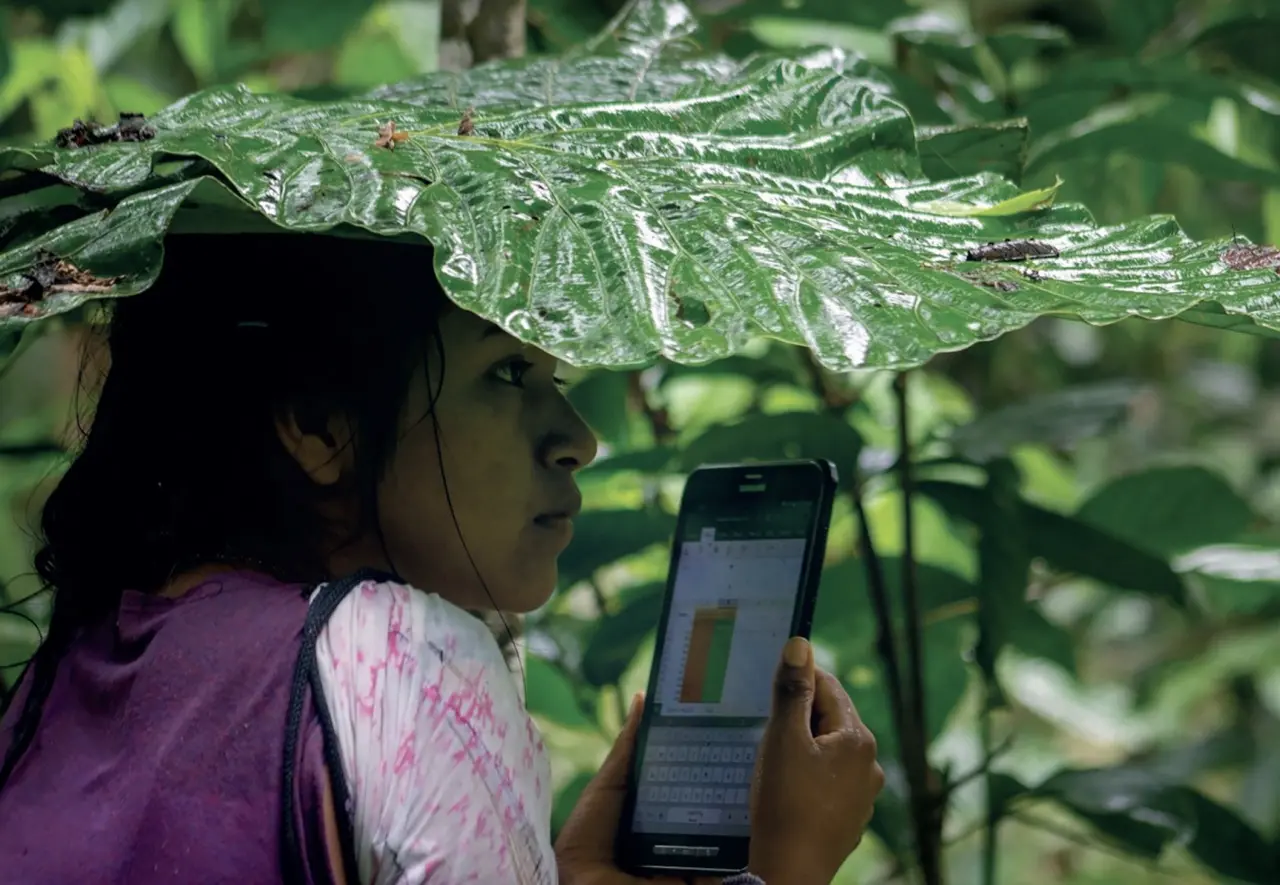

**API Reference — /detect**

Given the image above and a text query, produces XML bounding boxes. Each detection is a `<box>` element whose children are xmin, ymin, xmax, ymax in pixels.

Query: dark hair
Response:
<box><xmin>0</xmin><ymin>231</ymin><xmax>450</xmax><ymax>789</ymax></box>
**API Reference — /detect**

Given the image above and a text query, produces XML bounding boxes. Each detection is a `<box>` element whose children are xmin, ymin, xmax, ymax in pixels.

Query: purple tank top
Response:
<box><xmin>0</xmin><ymin>570</ymin><xmax>342</xmax><ymax>884</ymax></box>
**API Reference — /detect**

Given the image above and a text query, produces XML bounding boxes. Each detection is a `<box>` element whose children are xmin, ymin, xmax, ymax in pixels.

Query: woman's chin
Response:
<box><xmin>488</xmin><ymin>564</ymin><xmax>558</xmax><ymax>614</ymax></box>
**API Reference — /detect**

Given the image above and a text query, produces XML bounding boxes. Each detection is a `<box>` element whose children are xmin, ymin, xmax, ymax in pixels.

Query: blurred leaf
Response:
<box><xmin>917</xmin><ymin>120</ymin><xmax>1028</xmax><ymax>184</ymax></box>
<box><xmin>814</xmin><ymin>556</ymin><xmax>974</xmax><ymax>655</ymax></box>
<box><xmin>525</xmin><ymin>655</ymin><xmax>595</xmax><ymax>730</ymax></box>
<box><xmin>336</xmin><ymin>41</ymin><xmax>417</xmax><ymax>92</ymax></box>
<box><xmin>0</xmin><ymin>39</ymin><xmax>101</xmax><ymax>137</ymax></box>
<box><xmin>917</xmin><ymin>480</ymin><xmax>1186</xmax><ymax>604</ymax></box>
<box><xmin>818</xmin><ymin>557</ymin><xmax>974</xmax><ymax>754</ymax></box>
<box><xmin>946</xmin><ymin>381</ymin><xmax>1140</xmax><ymax>462</ymax></box>
<box><xmin>866</xmin><ymin>759</ymin><xmax>913</xmax><ymax>860</ymax></box>
<box><xmin>580</xmin><ymin>446</ymin><xmax>677</xmax><ymax>478</ymax></box>
<box><xmin>984</xmin><ymin>23</ymin><xmax>1071</xmax><ymax>70</ymax></box>
<box><xmin>1077</xmin><ymin>466</ymin><xmax>1254</xmax><ymax>557</ymax></box>
<box><xmin>1018</xmin><ymin>58</ymin><xmax>1280</xmax><ymax>136</ymax></box>
<box><xmin>551</xmin><ymin>769</ymin><xmax>594</xmax><ymax>838</ymax></box>
<box><xmin>1028</xmin><ymin>99</ymin><xmax>1280</xmax><ymax>185</ymax></box>
<box><xmin>0</xmin><ymin>8</ymin><xmax>10</xmax><ymax>83</ymax></box>
<box><xmin>745</xmin><ymin>17</ymin><xmax>892</xmax><ymax>67</ymax></box>
<box><xmin>889</xmin><ymin>10</ymin><xmax>988</xmax><ymax>79</ymax></box>
<box><xmin>973</xmin><ymin>459</ymin><xmax>1030</xmax><ymax>690</ymax></box>
<box><xmin>1034</xmin><ymin>766</ymin><xmax>1279</xmax><ymax>883</ymax></box>
<box><xmin>335</xmin><ymin>1</ymin><xmax>440</xmax><ymax>88</ymax></box>
<box><xmin>568</xmin><ymin>369</ymin><xmax>634</xmax><ymax>447</ymax></box>
<box><xmin>262</xmin><ymin>0</ymin><xmax>377</xmax><ymax>53</ymax></box>
<box><xmin>528</xmin><ymin>0</ymin><xmax>613</xmax><ymax>51</ymax></box>
<box><xmin>679</xmin><ymin>411</ymin><xmax>861</xmax><ymax>489</ymax></box>
<box><xmin>840</xmin><ymin>617</ymin><xmax>971</xmax><ymax>758</ymax></box>
<box><xmin>700</xmin><ymin>0</ymin><xmax>910</xmax><ymax>30</ymax></box>
<box><xmin>56</xmin><ymin>0</ymin><xmax>172</xmax><ymax>72</ymax></box>
<box><xmin>1190</xmin><ymin>13</ymin><xmax>1280</xmax><ymax>87</ymax></box>
<box><xmin>581</xmin><ymin>581</ymin><xmax>664</xmax><ymax>686</ymax></box>
<box><xmin>385</xmin><ymin>0</ymin><xmax>442</xmax><ymax>72</ymax></box>
<box><xmin>1175</xmin><ymin>544</ymin><xmax>1280</xmax><ymax>616</ymax></box>
<box><xmin>1103</xmin><ymin>0</ymin><xmax>1181</xmax><ymax>53</ymax></box>
<box><xmin>559</xmin><ymin>508</ymin><xmax>675</xmax><ymax>587</ymax></box>
<box><xmin>171</xmin><ymin>0</ymin><xmax>240</xmax><ymax>81</ymax></box>
<box><xmin>892</xmin><ymin>15</ymin><xmax>1068</xmax><ymax>95</ymax></box>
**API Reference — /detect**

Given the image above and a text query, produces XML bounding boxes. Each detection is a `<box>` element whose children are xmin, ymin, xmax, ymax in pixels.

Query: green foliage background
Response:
<box><xmin>3</xmin><ymin>1</ymin><xmax>1280</xmax><ymax>883</ymax></box>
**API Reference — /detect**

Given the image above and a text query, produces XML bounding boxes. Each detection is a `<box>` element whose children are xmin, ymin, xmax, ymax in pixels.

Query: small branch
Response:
<box><xmin>940</xmin><ymin>733</ymin><xmax>1014</xmax><ymax>799</ymax></box>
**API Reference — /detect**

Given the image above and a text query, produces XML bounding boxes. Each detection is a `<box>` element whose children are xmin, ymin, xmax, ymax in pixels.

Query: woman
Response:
<box><xmin>0</xmin><ymin>232</ymin><xmax>883</xmax><ymax>884</ymax></box>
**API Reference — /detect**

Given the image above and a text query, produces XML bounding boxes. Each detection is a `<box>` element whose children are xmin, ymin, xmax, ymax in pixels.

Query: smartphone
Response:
<box><xmin>616</xmin><ymin>459</ymin><xmax>838</xmax><ymax>876</ymax></box>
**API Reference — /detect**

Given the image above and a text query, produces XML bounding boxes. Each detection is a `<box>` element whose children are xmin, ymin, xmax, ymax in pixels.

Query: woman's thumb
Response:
<box><xmin>765</xmin><ymin>637</ymin><xmax>816</xmax><ymax>747</ymax></box>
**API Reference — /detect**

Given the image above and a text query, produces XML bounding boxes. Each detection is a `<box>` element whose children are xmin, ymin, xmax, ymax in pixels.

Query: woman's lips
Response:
<box><xmin>533</xmin><ymin>512</ymin><xmax>574</xmax><ymax>544</ymax></box>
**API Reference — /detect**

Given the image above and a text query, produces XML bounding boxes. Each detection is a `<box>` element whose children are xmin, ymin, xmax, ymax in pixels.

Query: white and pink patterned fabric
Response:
<box><xmin>312</xmin><ymin>578</ymin><xmax>557</xmax><ymax>885</ymax></box>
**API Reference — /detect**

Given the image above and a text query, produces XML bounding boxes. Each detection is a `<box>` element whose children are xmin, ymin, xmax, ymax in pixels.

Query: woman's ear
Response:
<box><xmin>275</xmin><ymin>405</ymin><xmax>354</xmax><ymax>487</ymax></box>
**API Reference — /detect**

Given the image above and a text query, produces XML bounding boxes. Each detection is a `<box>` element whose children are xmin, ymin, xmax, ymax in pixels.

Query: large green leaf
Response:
<box><xmin>945</xmin><ymin>381</ymin><xmax>1140</xmax><ymax>462</ymax></box>
<box><xmin>1076</xmin><ymin>466</ymin><xmax>1255</xmax><ymax>557</ymax></box>
<box><xmin>6</xmin><ymin>0</ymin><xmax>1280</xmax><ymax>371</ymax></box>
<box><xmin>580</xmin><ymin>581</ymin><xmax>664</xmax><ymax>686</ymax></box>
<box><xmin>525</xmin><ymin>655</ymin><xmax>596</xmax><ymax>730</ymax></box>
<box><xmin>917</xmin><ymin>479</ymin><xmax>1186</xmax><ymax>604</ymax></box>
<box><xmin>1033</xmin><ymin>766</ymin><xmax>1279</xmax><ymax>884</ymax></box>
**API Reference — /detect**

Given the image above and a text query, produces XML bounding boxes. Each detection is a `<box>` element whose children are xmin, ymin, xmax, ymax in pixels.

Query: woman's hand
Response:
<box><xmin>748</xmin><ymin>637</ymin><xmax>884</xmax><ymax>885</ymax></box>
<box><xmin>554</xmin><ymin>694</ymin><xmax>719</xmax><ymax>885</ymax></box>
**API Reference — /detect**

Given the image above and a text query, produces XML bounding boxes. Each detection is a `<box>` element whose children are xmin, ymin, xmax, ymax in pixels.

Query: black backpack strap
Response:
<box><xmin>281</xmin><ymin>568</ymin><xmax>398</xmax><ymax>885</ymax></box>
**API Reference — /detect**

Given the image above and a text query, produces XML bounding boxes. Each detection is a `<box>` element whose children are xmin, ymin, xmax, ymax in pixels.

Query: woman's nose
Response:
<box><xmin>542</xmin><ymin>403</ymin><xmax>598</xmax><ymax>472</ymax></box>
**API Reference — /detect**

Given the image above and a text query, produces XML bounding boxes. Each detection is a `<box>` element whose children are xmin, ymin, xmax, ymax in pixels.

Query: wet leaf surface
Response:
<box><xmin>3</xmin><ymin>0</ymin><xmax>1280</xmax><ymax>370</ymax></box>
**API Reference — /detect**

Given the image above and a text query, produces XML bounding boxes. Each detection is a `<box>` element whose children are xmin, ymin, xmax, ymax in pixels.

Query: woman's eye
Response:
<box><xmin>494</xmin><ymin>358</ymin><xmax>535</xmax><ymax>388</ymax></box>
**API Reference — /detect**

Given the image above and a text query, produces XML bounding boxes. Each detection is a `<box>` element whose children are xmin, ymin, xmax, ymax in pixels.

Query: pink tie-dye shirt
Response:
<box><xmin>312</xmin><ymin>578</ymin><xmax>556</xmax><ymax>885</ymax></box>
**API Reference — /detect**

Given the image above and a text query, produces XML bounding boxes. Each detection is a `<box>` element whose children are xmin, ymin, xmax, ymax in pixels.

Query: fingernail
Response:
<box><xmin>630</xmin><ymin>692</ymin><xmax>644</xmax><ymax>717</ymax></box>
<box><xmin>783</xmin><ymin>636</ymin><xmax>810</xmax><ymax>667</ymax></box>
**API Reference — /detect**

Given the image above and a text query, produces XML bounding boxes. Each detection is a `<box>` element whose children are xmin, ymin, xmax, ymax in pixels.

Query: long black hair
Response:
<box><xmin>0</xmin><ymin>231</ymin><xmax>452</xmax><ymax>789</ymax></box>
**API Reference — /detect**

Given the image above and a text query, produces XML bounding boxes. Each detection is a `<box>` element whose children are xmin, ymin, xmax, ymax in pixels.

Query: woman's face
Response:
<box><xmin>358</xmin><ymin>308</ymin><xmax>597</xmax><ymax>613</ymax></box>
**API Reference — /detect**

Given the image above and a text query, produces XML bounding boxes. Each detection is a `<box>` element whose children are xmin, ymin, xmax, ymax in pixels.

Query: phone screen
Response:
<box><xmin>628</xmin><ymin>494</ymin><xmax>821</xmax><ymax>841</ymax></box>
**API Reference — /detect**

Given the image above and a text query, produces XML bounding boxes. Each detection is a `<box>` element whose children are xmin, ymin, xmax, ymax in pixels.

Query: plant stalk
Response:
<box><xmin>894</xmin><ymin>371</ymin><xmax>942</xmax><ymax>885</ymax></box>
<box><xmin>850</xmin><ymin>487</ymin><xmax>909</xmax><ymax>759</ymax></box>
<box><xmin>980</xmin><ymin>687</ymin><xmax>998</xmax><ymax>885</ymax></box>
